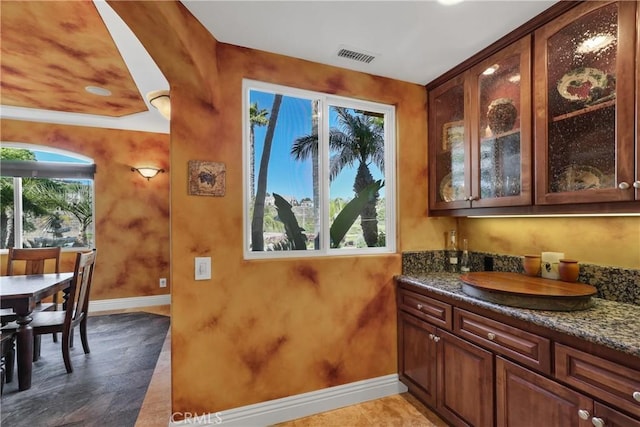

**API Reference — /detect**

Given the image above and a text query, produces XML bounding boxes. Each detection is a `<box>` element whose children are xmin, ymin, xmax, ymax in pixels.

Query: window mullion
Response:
<box><xmin>13</xmin><ymin>177</ymin><xmax>23</xmax><ymax>248</ymax></box>
<box><xmin>319</xmin><ymin>98</ymin><xmax>331</xmax><ymax>254</ymax></box>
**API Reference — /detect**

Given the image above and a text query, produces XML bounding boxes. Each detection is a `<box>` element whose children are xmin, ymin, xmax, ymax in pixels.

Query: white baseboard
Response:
<box><xmin>89</xmin><ymin>294</ymin><xmax>171</xmax><ymax>312</ymax></box>
<box><xmin>169</xmin><ymin>374</ymin><xmax>408</xmax><ymax>426</ymax></box>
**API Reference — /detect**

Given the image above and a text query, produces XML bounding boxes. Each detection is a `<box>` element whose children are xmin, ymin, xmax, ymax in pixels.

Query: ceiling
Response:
<box><xmin>0</xmin><ymin>0</ymin><xmax>557</xmax><ymax>135</ymax></box>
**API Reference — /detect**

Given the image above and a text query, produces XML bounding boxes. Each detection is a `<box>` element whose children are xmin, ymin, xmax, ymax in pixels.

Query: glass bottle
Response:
<box><xmin>448</xmin><ymin>230</ymin><xmax>458</xmax><ymax>272</ymax></box>
<box><xmin>460</xmin><ymin>238</ymin><xmax>470</xmax><ymax>273</ymax></box>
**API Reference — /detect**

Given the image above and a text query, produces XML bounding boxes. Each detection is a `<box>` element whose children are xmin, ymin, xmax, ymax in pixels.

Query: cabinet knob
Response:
<box><xmin>429</xmin><ymin>333</ymin><xmax>435</xmax><ymax>340</ymax></box>
<box><xmin>487</xmin><ymin>332</ymin><xmax>496</xmax><ymax>341</ymax></box>
<box><xmin>618</xmin><ymin>182</ymin><xmax>630</xmax><ymax>190</ymax></box>
<box><xmin>633</xmin><ymin>391</ymin><xmax>640</xmax><ymax>402</ymax></box>
<box><xmin>468</xmin><ymin>196</ymin><xmax>479</xmax><ymax>201</ymax></box>
<box><xmin>634</xmin><ymin>181</ymin><xmax>640</xmax><ymax>189</ymax></box>
<box><xmin>578</xmin><ymin>409</ymin><xmax>590</xmax><ymax>420</ymax></box>
<box><xmin>433</xmin><ymin>336</ymin><xmax>441</xmax><ymax>343</ymax></box>
<box><xmin>416</xmin><ymin>303</ymin><xmax>423</xmax><ymax>311</ymax></box>
<box><xmin>591</xmin><ymin>417</ymin><xmax>605</xmax><ymax>427</ymax></box>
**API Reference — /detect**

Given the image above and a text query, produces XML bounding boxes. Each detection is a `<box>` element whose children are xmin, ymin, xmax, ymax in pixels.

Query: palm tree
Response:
<box><xmin>291</xmin><ymin>107</ymin><xmax>384</xmax><ymax>247</ymax></box>
<box><xmin>249</xmin><ymin>102</ymin><xmax>269</xmax><ymax>197</ymax></box>
<box><xmin>251</xmin><ymin>94</ymin><xmax>283</xmax><ymax>251</ymax></box>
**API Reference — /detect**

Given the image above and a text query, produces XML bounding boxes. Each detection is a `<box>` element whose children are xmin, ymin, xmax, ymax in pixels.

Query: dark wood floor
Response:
<box><xmin>1</xmin><ymin>311</ymin><xmax>170</xmax><ymax>427</ymax></box>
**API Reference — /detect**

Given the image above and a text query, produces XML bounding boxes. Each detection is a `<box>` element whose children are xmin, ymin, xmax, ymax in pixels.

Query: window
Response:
<box><xmin>1</xmin><ymin>144</ymin><xmax>96</xmax><ymax>249</ymax></box>
<box><xmin>243</xmin><ymin>80</ymin><xmax>396</xmax><ymax>258</ymax></box>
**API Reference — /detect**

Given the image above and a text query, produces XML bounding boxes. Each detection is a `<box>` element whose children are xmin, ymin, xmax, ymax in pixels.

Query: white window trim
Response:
<box><xmin>242</xmin><ymin>79</ymin><xmax>396</xmax><ymax>260</ymax></box>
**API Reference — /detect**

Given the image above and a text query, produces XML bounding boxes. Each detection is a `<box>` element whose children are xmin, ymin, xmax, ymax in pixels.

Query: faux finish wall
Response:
<box><xmin>0</xmin><ymin>119</ymin><xmax>170</xmax><ymax>299</ymax></box>
<box><xmin>459</xmin><ymin>217</ymin><xmax>640</xmax><ymax>269</ymax></box>
<box><xmin>109</xmin><ymin>0</ymin><xmax>452</xmax><ymax>415</ymax></box>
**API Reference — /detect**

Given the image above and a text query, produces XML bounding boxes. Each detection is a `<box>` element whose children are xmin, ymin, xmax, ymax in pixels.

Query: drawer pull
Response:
<box><xmin>429</xmin><ymin>334</ymin><xmax>435</xmax><ymax>340</ymax></box>
<box><xmin>633</xmin><ymin>391</ymin><xmax>640</xmax><ymax>402</ymax></box>
<box><xmin>433</xmin><ymin>336</ymin><xmax>441</xmax><ymax>343</ymax></box>
<box><xmin>578</xmin><ymin>409</ymin><xmax>590</xmax><ymax>420</ymax></box>
<box><xmin>591</xmin><ymin>417</ymin><xmax>605</xmax><ymax>427</ymax></box>
<box><xmin>487</xmin><ymin>332</ymin><xmax>496</xmax><ymax>341</ymax></box>
<box><xmin>416</xmin><ymin>303</ymin><xmax>423</xmax><ymax>310</ymax></box>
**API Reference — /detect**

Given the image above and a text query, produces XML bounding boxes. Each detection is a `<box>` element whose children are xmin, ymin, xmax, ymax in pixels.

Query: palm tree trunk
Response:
<box><xmin>251</xmin><ymin>94</ymin><xmax>283</xmax><ymax>251</ymax></box>
<box><xmin>354</xmin><ymin>162</ymin><xmax>378</xmax><ymax>247</ymax></box>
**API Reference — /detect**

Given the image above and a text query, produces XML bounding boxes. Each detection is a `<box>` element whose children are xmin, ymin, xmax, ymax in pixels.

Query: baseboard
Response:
<box><xmin>168</xmin><ymin>374</ymin><xmax>408</xmax><ymax>426</ymax></box>
<box><xmin>89</xmin><ymin>294</ymin><xmax>171</xmax><ymax>312</ymax></box>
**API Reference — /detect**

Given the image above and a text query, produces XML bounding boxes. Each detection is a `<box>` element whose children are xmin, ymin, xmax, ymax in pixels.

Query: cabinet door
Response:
<box><xmin>438</xmin><ymin>329</ymin><xmax>494</xmax><ymax>427</ymax></box>
<box><xmin>534</xmin><ymin>1</ymin><xmax>637</xmax><ymax>204</ymax></box>
<box><xmin>468</xmin><ymin>36</ymin><xmax>532</xmax><ymax>208</ymax></box>
<box><xmin>429</xmin><ymin>75</ymin><xmax>471</xmax><ymax>211</ymax></box>
<box><xmin>497</xmin><ymin>357</ymin><xmax>593</xmax><ymax>427</ymax></box>
<box><xmin>398</xmin><ymin>312</ymin><xmax>438</xmax><ymax>407</ymax></box>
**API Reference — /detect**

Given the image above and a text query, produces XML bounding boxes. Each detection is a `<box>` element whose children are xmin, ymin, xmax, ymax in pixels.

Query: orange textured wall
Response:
<box><xmin>1</xmin><ymin>119</ymin><xmax>170</xmax><ymax>299</ymax></box>
<box><xmin>459</xmin><ymin>217</ymin><xmax>640</xmax><ymax>269</ymax></box>
<box><xmin>109</xmin><ymin>0</ymin><xmax>454</xmax><ymax>415</ymax></box>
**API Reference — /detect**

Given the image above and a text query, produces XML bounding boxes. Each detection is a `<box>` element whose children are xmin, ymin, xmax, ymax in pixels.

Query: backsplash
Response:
<box><xmin>402</xmin><ymin>251</ymin><xmax>640</xmax><ymax>306</ymax></box>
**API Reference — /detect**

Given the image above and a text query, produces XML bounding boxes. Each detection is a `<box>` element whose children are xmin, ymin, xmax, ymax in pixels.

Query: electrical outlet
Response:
<box><xmin>159</xmin><ymin>278</ymin><xmax>167</xmax><ymax>288</ymax></box>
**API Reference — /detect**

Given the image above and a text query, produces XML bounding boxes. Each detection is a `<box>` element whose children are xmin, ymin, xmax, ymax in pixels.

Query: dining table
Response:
<box><xmin>0</xmin><ymin>272</ymin><xmax>74</xmax><ymax>391</ymax></box>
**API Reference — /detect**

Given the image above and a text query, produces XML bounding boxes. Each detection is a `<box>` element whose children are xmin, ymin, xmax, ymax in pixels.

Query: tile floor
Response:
<box><xmin>115</xmin><ymin>306</ymin><xmax>446</xmax><ymax>427</ymax></box>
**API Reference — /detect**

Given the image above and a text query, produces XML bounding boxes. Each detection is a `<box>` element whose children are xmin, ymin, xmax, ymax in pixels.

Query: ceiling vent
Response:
<box><xmin>336</xmin><ymin>47</ymin><xmax>376</xmax><ymax>64</ymax></box>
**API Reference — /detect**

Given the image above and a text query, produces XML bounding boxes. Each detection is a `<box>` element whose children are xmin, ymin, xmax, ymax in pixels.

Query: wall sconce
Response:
<box><xmin>146</xmin><ymin>90</ymin><xmax>171</xmax><ymax>120</ymax></box>
<box><xmin>131</xmin><ymin>166</ymin><xmax>165</xmax><ymax>180</ymax></box>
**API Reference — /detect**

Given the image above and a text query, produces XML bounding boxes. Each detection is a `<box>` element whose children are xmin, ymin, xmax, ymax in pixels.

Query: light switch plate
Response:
<box><xmin>195</xmin><ymin>257</ymin><xmax>211</xmax><ymax>280</ymax></box>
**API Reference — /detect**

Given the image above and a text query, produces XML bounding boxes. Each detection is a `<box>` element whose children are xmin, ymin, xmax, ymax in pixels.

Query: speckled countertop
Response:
<box><xmin>396</xmin><ymin>273</ymin><xmax>640</xmax><ymax>358</ymax></box>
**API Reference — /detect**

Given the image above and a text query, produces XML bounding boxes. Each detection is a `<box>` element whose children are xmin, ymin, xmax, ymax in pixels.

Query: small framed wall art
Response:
<box><xmin>188</xmin><ymin>160</ymin><xmax>226</xmax><ymax>197</ymax></box>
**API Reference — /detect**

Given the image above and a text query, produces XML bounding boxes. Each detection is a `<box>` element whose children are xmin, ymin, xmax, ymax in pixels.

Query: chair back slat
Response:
<box><xmin>6</xmin><ymin>247</ymin><xmax>61</xmax><ymax>276</ymax></box>
<box><xmin>65</xmin><ymin>250</ymin><xmax>97</xmax><ymax>327</ymax></box>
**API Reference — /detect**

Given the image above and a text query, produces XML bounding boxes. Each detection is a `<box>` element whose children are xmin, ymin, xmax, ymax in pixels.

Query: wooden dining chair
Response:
<box><xmin>3</xmin><ymin>247</ymin><xmax>63</xmax><ymax>355</ymax></box>
<box><xmin>2</xmin><ymin>249</ymin><xmax>97</xmax><ymax>374</ymax></box>
<box><xmin>0</xmin><ymin>331</ymin><xmax>15</xmax><ymax>395</ymax></box>
<box><xmin>5</xmin><ymin>247</ymin><xmax>62</xmax><ymax>311</ymax></box>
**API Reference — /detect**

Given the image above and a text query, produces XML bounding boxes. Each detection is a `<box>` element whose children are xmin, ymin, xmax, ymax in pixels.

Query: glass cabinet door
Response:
<box><xmin>429</xmin><ymin>75</ymin><xmax>470</xmax><ymax>210</ymax></box>
<box><xmin>469</xmin><ymin>36</ymin><xmax>532</xmax><ymax>208</ymax></box>
<box><xmin>534</xmin><ymin>1</ymin><xmax>636</xmax><ymax>204</ymax></box>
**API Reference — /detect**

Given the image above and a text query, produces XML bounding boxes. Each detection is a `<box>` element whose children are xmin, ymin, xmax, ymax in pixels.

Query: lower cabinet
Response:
<box><xmin>497</xmin><ymin>357</ymin><xmax>640</xmax><ymax>427</ymax></box>
<box><xmin>397</xmin><ymin>285</ymin><xmax>640</xmax><ymax>426</ymax></box>
<box><xmin>399</xmin><ymin>311</ymin><xmax>494</xmax><ymax>426</ymax></box>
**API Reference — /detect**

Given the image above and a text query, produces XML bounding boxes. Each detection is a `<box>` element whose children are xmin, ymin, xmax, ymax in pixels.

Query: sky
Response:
<box><xmin>250</xmin><ymin>90</ymin><xmax>384</xmax><ymax>201</ymax></box>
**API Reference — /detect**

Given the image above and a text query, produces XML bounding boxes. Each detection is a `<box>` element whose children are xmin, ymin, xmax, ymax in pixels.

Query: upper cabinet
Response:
<box><xmin>534</xmin><ymin>1</ymin><xmax>638</xmax><ymax>205</ymax></box>
<box><xmin>427</xmin><ymin>0</ymin><xmax>639</xmax><ymax>216</ymax></box>
<box><xmin>429</xmin><ymin>37</ymin><xmax>532</xmax><ymax>211</ymax></box>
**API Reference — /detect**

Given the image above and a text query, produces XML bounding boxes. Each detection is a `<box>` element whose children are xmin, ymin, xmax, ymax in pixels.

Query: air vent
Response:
<box><xmin>337</xmin><ymin>48</ymin><xmax>376</xmax><ymax>64</ymax></box>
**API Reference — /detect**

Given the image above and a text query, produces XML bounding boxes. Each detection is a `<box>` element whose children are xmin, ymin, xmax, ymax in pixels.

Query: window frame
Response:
<box><xmin>242</xmin><ymin>79</ymin><xmax>396</xmax><ymax>259</ymax></box>
<box><xmin>1</xmin><ymin>142</ymin><xmax>96</xmax><ymax>251</ymax></box>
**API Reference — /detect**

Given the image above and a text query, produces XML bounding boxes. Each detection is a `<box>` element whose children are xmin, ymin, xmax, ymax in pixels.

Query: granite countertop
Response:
<box><xmin>396</xmin><ymin>273</ymin><xmax>640</xmax><ymax>358</ymax></box>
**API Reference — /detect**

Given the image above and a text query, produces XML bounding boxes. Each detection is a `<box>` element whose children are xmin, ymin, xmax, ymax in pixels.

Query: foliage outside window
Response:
<box><xmin>243</xmin><ymin>80</ymin><xmax>396</xmax><ymax>258</ymax></box>
<box><xmin>1</xmin><ymin>144</ymin><xmax>95</xmax><ymax>250</ymax></box>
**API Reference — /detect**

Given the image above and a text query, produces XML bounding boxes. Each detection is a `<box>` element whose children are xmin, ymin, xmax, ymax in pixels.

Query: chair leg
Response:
<box><xmin>33</xmin><ymin>335</ymin><xmax>42</xmax><ymax>362</ymax></box>
<box><xmin>80</xmin><ymin>318</ymin><xmax>90</xmax><ymax>354</ymax></box>
<box><xmin>61</xmin><ymin>330</ymin><xmax>73</xmax><ymax>374</ymax></box>
<box><xmin>52</xmin><ymin>332</ymin><xmax>58</xmax><ymax>343</ymax></box>
<box><xmin>5</xmin><ymin>342</ymin><xmax>14</xmax><ymax>383</ymax></box>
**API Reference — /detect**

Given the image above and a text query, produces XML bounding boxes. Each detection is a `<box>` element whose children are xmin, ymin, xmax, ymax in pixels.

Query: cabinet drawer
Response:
<box><xmin>454</xmin><ymin>308</ymin><xmax>551</xmax><ymax>374</ymax></box>
<box><xmin>398</xmin><ymin>289</ymin><xmax>452</xmax><ymax>330</ymax></box>
<box><xmin>555</xmin><ymin>343</ymin><xmax>640</xmax><ymax>419</ymax></box>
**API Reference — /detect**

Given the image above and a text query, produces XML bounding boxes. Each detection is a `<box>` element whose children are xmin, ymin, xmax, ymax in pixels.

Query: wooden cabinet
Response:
<box><xmin>397</xmin><ymin>281</ymin><xmax>640</xmax><ymax>426</ymax></box>
<box><xmin>534</xmin><ymin>1</ymin><xmax>638</xmax><ymax>205</ymax></box>
<box><xmin>427</xmin><ymin>0</ymin><xmax>639</xmax><ymax>215</ymax></box>
<box><xmin>496</xmin><ymin>357</ymin><xmax>592</xmax><ymax>427</ymax></box>
<box><xmin>454</xmin><ymin>308</ymin><xmax>551</xmax><ymax>374</ymax></box>
<box><xmin>555</xmin><ymin>343</ymin><xmax>640</xmax><ymax>419</ymax></box>
<box><xmin>398</xmin><ymin>310</ymin><xmax>494</xmax><ymax>427</ymax></box>
<box><xmin>429</xmin><ymin>37</ymin><xmax>532</xmax><ymax>211</ymax></box>
<box><xmin>497</xmin><ymin>357</ymin><xmax>640</xmax><ymax>427</ymax></box>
